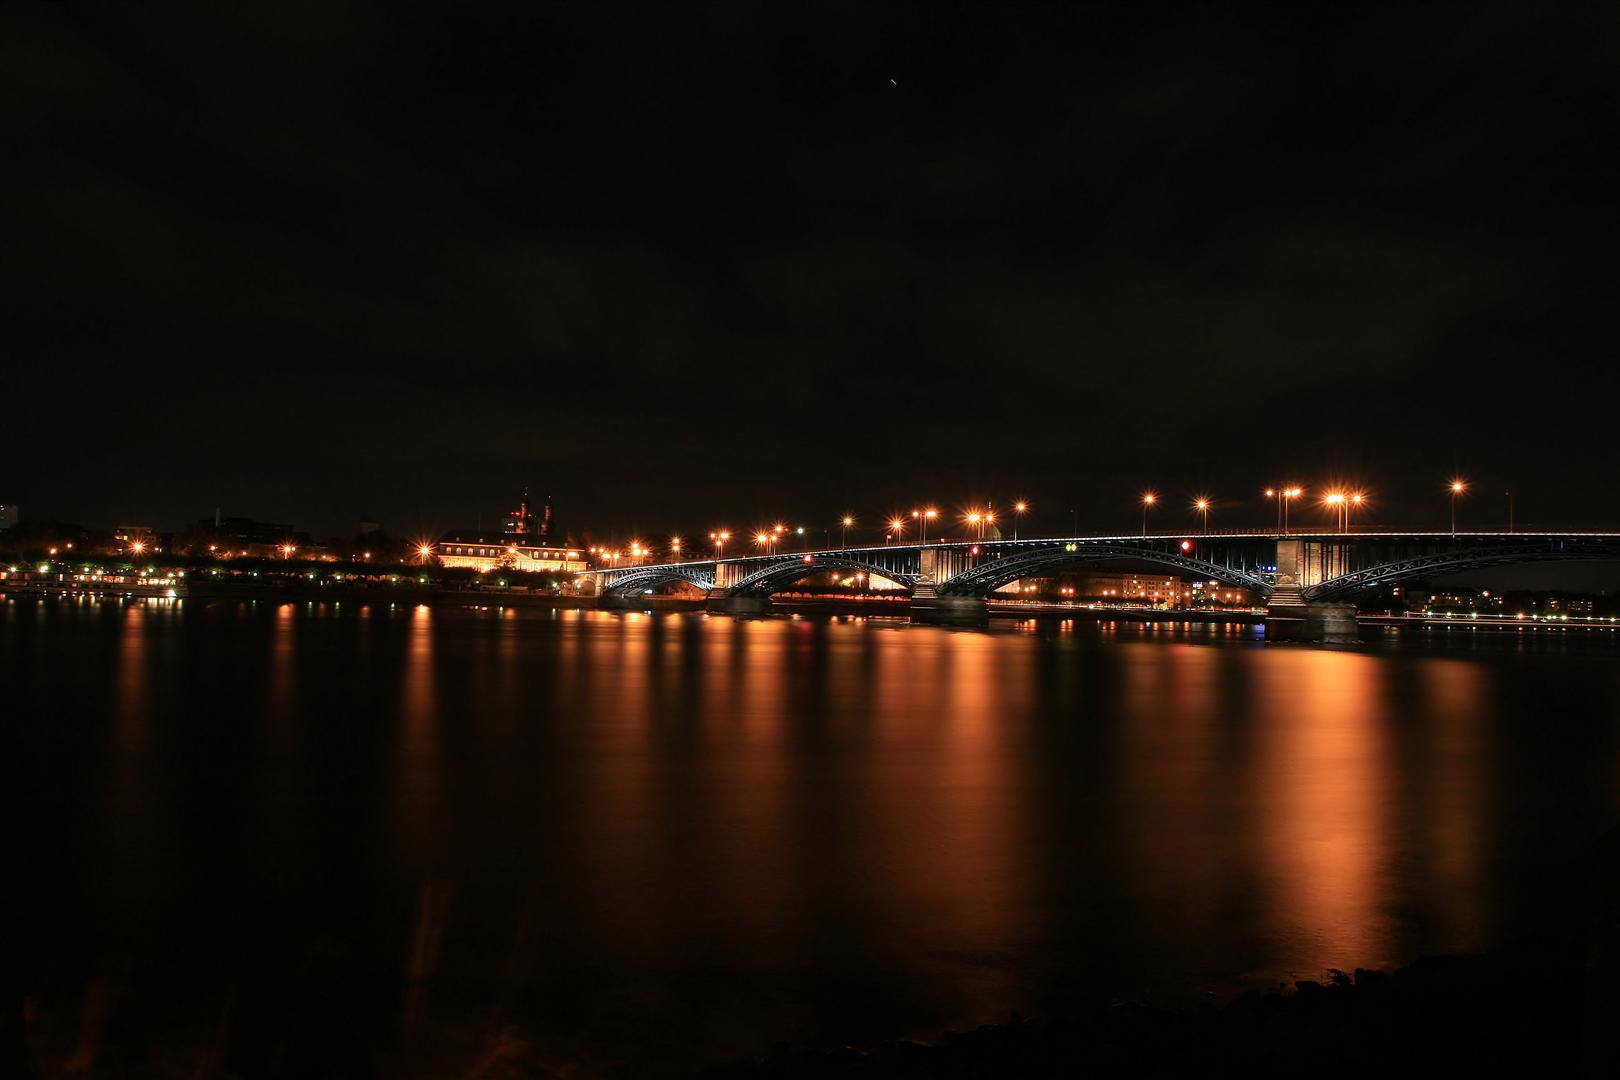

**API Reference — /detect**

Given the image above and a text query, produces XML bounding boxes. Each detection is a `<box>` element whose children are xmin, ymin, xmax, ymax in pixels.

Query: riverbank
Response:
<box><xmin>700</xmin><ymin>825</ymin><xmax>1620</xmax><ymax>1077</ymax></box>
<box><xmin>699</xmin><ymin>944</ymin><xmax>1601</xmax><ymax>1076</ymax></box>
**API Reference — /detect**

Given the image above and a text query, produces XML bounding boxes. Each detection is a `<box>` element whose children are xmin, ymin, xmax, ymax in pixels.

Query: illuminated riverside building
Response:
<box><xmin>434</xmin><ymin>535</ymin><xmax>587</xmax><ymax>574</ymax></box>
<box><xmin>433</xmin><ymin>490</ymin><xmax>584</xmax><ymax>573</ymax></box>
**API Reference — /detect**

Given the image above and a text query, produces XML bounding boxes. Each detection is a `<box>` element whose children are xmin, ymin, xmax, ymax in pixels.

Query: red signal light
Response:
<box><xmin>970</xmin><ymin>545</ymin><xmax>980</xmax><ymax>555</ymax></box>
<box><xmin>1180</xmin><ymin>540</ymin><xmax>1192</xmax><ymax>551</ymax></box>
<box><xmin>802</xmin><ymin>554</ymin><xmax>813</xmax><ymax>563</ymax></box>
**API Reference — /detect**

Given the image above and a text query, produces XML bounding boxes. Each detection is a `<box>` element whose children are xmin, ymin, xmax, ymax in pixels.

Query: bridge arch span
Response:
<box><xmin>938</xmin><ymin>543</ymin><xmax>1269</xmax><ymax>598</ymax></box>
<box><xmin>602</xmin><ymin>565</ymin><xmax>716</xmax><ymax>597</ymax></box>
<box><xmin>730</xmin><ymin>554</ymin><xmax>919</xmax><ymax>596</ymax></box>
<box><xmin>1306</xmin><ymin>539</ymin><xmax>1620</xmax><ymax>600</ymax></box>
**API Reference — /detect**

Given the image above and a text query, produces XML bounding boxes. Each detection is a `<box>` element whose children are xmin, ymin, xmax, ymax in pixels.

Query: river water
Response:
<box><xmin>10</xmin><ymin>597</ymin><xmax>1620</xmax><ymax>1073</ymax></box>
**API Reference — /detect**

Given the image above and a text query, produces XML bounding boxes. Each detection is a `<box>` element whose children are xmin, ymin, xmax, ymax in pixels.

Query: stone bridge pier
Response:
<box><xmin>911</xmin><ymin>546</ymin><xmax>988</xmax><ymax>623</ymax></box>
<box><xmin>705</xmin><ymin>560</ymin><xmax>772</xmax><ymax>614</ymax></box>
<box><xmin>1265</xmin><ymin>538</ymin><xmax>1358</xmax><ymax>641</ymax></box>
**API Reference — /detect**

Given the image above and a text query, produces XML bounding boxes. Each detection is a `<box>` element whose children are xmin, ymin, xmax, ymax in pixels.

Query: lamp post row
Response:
<box><xmin>626</xmin><ymin>480</ymin><xmax>1503</xmax><ymax>561</ymax></box>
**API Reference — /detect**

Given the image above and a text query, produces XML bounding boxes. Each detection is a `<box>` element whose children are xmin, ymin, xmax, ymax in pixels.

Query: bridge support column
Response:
<box><xmin>1265</xmin><ymin>539</ymin><xmax>1358</xmax><ymax>641</ymax></box>
<box><xmin>910</xmin><ymin>547</ymin><xmax>988</xmax><ymax>623</ymax></box>
<box><xmin>704</xmin><ymin>590</ymin><xmax>771</xmax><ymax>615</ymax></box>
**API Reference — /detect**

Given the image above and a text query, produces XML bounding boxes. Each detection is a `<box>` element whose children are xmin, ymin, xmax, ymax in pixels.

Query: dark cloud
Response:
<box><xmin>5</xmin><ymin>2</ymin><xmax>1617</xmax><ymax>539</ymax></box>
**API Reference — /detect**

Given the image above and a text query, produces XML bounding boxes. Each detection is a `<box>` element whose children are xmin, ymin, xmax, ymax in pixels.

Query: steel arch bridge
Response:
<box><xmin>582</xmin><ymin>531</ymin><xmax>1620</xmax><ymax>609</ymax></box>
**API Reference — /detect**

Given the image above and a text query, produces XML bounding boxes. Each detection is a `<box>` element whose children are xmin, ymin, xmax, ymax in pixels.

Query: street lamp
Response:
<box><xmin>1267</xmin><ymin>487</ymin><xmax>1303</xmax><ymax>534</ymax></box>
<box><xmin>1448</xmin><ymin>479</ymin><xmax>1467</xmax><ymax>534</ymax></box>
<box><xmin>1283</xmin><ymin>487</ymin><xmax>1303</xmax><ymax>534</ymax></box>
<box><xmin>887</xmin><ymin>517</ymin><xmax>905</xmax><ymax>544</ymax></box>
<box><xmin>911</xmin><ymin>508</ymin><xmax>938</xmax><ymax>544</ymax></box>
<box><xmin>840</xmin><ymin>514</ymin><xmax>854</xmax><ymax>547</ymax></box>
<box><xmin>966</xmin><ymin>510</ymin><xmax>983</xmax><ymax>539</ymax></box>
<box><xmin>1323</xmin><ymin>492</ymin><xmax>1345</xmax><ymax>531</ymax></box>
<box><xmin>1012</xmin><ymin>500</ymin><xmax>1028</xmax><ymax>540</ymax></box>
<box><xmin>670</xmin><ymin>536</ymin><xmax>683</xmax><ymax>559</ymax></box>
<box><xmin>1193</xmin><ymin>497</ymin><xmax>1211</xmax><ymax>534</ymax></box>
<box><xmin>1140</xmin><ymin>492</ymin><xmax>1157</xmax><ymax>537</ymax></box>
<box><xmin>710</xmin><ymin>530</ymin><xmax>730</xmax><ymax>559</ymax></box>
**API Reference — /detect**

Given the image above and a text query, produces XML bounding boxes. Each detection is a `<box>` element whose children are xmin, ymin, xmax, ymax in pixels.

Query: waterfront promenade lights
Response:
<box><xmin>1140</xmin><ymin>492</ymin><xmax>1157</xmax><ymax>537</ymax></box>
<box><xmin>1012</xmin><ymin>501</ymin><xmax>1028</xmax><ymax>540</ymax></box>
<box><xmin>1449</xmin><ymin>479</ymin><xmax>1468</xmax><ymax>534</ymax></box>
<box><xmin>840</xmin><ymin>514</ymin><xmax>854</xmax><ymax>547</ymax></box>
<box><xmin>1193</xmin><ymin>497</ymin><xmax>1211</xmax><ymax>534</ymax></box>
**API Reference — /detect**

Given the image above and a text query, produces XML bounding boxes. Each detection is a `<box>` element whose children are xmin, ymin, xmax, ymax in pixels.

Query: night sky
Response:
<box><xmin>7</xmin><ymin>2</ymin><xmax>1618</xmax><ymax>542</ymax></box>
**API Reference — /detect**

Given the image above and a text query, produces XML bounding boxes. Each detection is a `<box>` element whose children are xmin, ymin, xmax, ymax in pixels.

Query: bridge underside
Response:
<box><xmin>601</xmin><ymin>566</ymin><xmax>715</xmax><ymax>598</ymax></box>
<box><xmin>727</xmin><ymin>556</ymin><xmax>918</xmax><ymax>597</ymax></box>
<box><xmin>937</xmin><ymin>545</ymin><xmax>1269</xmax><ymax>598</ymax></box>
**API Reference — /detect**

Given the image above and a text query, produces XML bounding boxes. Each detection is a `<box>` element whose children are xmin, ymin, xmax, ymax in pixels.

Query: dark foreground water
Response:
<box><xmin>9</xmin><ymin>597</ymin><xmax>1620</xmax><ymax>1074</ymax></box>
